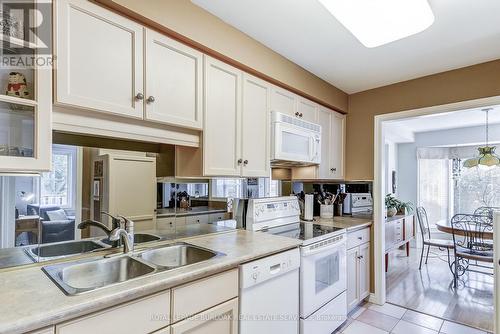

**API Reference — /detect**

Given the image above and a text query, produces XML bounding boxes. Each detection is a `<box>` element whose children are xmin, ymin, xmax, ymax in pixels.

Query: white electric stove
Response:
<box><xmin>245</xmin><ymin>196</ymin><xmax>348</xmax><ymax>334</ymax></box>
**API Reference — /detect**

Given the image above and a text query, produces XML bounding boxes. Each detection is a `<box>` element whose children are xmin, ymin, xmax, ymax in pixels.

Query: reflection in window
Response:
<box><xmin>212</xmin><ymin>178</ymin><xmax>244</xmax><ymax>198</ymax></box>
<box><xmin>40</xmin><ymin>145</ymin><xmax>77</xmax><ymax>209</ymax></box>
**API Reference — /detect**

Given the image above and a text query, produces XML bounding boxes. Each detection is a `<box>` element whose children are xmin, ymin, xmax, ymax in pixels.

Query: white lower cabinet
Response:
<box><xmin>171</xmin><ymin>298</ymin><xmax>239</xmax><ymax>334</ymax></box>
<box><xmin>46</xmin><ymin>269</ymin><xmax>239</xmax><ymax>334</ymax></box>
<box><xmin>346</xmin><ymin>228</ymin><xmax>371</xmax><ymax>312</ymax></box>
<box><xmin>55</xmin><ymin>290</ymin><xmax>171</xmax><ymax>334</ymax></box>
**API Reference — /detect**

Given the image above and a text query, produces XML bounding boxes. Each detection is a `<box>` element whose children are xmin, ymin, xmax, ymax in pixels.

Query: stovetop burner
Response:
<box><xmin>262</xmin><ymin>222</ymin><xmax>344</xmax><ymax>245</ymax></box>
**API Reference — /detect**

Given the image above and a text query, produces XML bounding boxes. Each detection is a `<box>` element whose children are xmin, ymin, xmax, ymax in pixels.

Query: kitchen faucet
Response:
<box><xmin>77</xmin><ymin>219</ymin><xmax>113</xmax><ymax>237</ymax></box>
<box><xmin>109</xmin><ymin>216</ymin><xmax>135</xmax><ymax>254</ymax></box>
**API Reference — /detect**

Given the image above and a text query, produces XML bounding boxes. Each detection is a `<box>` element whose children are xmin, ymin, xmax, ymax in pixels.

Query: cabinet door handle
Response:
<box><xmin>357</xmin><ymin>255</ymin><xmax>364</xmax><ymax>259</ymax></box>
<box><xmin>147</xmin><ymin>96</ymin><xmax>156</xmax><ymax>103</ymax></box>
<box><xmin>299</xmin><ymin>113</ymin><xmax>303</xmax><ymax>118</ymax></box>
<box><xmin>237</xmin><ymin>159</ymin><xmax>243</xmax><ymax>165</ymax></box>
<box><xmin>243</xmin><ymin>159</ymin><xmax>248</xmax><ymax>165</ymax></box>
<box><xmin>135</xmin><ymin>93</ymin><xmax>144</xmax><ymax>100</ymax></box>
<box><xmin>331</xmin><ymin>168</ymin><xmax>337</xmax><ymax>172</ymax></box>
<box><xmin>358</xmin><ymin>237</ymin><xmax>363</xmax><ymax>240</ymax></box>
<box><xmin>295</xmin><ymin>112</ymin><xmax>300</xmax><ymax>117</ymax></box>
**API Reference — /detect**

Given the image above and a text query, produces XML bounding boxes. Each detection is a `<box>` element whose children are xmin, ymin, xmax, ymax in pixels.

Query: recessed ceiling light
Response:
<box><xmin>318</xmin><ymin>0</ymin><xmax>435</xmax><ymax>48</ymax></box>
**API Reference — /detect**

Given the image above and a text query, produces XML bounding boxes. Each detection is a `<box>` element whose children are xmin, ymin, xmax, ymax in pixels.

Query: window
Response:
<box><xmin>40</xmin><ymin>145</ymin><xmax>77</xmax><ymax>208</ymax></box>
<box><xmin>455</xmin><ymin>161</ymin><xmax>500</xmax><ymax>213</ymax></box>
<box><xmin>418</xmin><ymin>155</ymin><xmax>500</xmax><ymax>227</ymax></box>
<box><xmin>417</xmin><ymin>159</ymin><xmax>452</xmax><ymax>228</ymax></box>
<box><xmin>211</xmin><ymin>178</ymin><xmax>244</xmax><ymax>198</ymax></box>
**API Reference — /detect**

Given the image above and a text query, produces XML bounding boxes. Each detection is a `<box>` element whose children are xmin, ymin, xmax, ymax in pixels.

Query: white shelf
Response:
<box><xmin>0</xmin><ymin>34</ymin><xmax>39</xmax><ymax>50</ymax></box>
<box><xmin>0</xmin><ymin>94</ymin><xmax>38</xmax><ymax>107</ymax></box>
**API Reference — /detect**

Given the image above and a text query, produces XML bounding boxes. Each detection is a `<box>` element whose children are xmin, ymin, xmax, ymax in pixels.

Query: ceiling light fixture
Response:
<box><xmin>318</xmin><ymin>0</ymin><xmax>435</xmax><ymax>48</ymax></box>
<box><xmin>463</xmin><ymin>108</ymin><xmax>500</xmax><ymax>169</ymax></box>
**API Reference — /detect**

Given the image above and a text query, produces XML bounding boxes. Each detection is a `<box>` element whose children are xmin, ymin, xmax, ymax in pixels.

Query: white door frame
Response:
<box><xmin>373</xmin><ymin>95</ymin><xmax>500</xmax><ymax>307</ymax></box>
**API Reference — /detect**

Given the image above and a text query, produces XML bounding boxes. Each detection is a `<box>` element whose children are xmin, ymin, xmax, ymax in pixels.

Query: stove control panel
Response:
<box><xmin>246</xmin><ymin>196</ymin><xmax>300</xmax><ymax>231</ymax></box>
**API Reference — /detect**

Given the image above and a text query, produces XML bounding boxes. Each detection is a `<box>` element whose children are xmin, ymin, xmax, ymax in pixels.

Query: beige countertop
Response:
<box><xmin>0</xmin><ymin>230</ymin><xmax>300</xmax><ymax>334</ymax></box>
<box><xmin>303</xmin><ymin>215</ymin><xmax>373</xmax><ymax>232</ymax></box>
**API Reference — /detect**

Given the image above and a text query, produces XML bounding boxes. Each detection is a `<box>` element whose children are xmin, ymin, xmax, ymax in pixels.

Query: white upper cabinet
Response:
<box><xmin>270</xmin><ymin>86</ymin><xmax>296</xmax><ymax>117</ymax></box>
<box><xmin>318</xmin><ymin>108</ymin><xmax>332</xmax><ymax>179</ymax></box>
<box><xmin>241</xmin><ymin>74</ymin><xmax>270</xmax><ymax>177</ymax></box>
<box><xmin>203</xmin><ymin>56</ymin><xmax>242</xmax><ymax>176</ymax></box>
<box><xmin>297</xmin><ymin>98</ymin><xmax>318</xmax><ymax>123</ymax></box>
<box><xmin>317</xmin><ymin>107</ymin><xmax>346</xmax><ymax>179</ymax></box>
<box><xmin>330</xmin><ymin>111</ymin><xmax>346</xmax><ymax>179</ymax></box>
<box><xmin>0</xmin><ymin>0</ymin><xmax>51</xmax><ymax>172</ymax></box>
<box><xmin>145</xmin><ymin>29</ymin><xmax>203</xmax><ymax>130</ymax></box>
<box><xmin>55</xmin><ymin>0</ymin><xmax>144</xmax><ymax>119</ymax></box>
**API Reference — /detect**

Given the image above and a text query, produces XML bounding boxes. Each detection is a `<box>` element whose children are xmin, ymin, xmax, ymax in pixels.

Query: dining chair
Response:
<box><xmin>416</xmin><ymin>207</ymin><xmax>454</xmax><ymax>270</ymax></box>
<box><xmin>473</xmin><ymin>206</ymin><xmax>500</xmax><ymax>220</ymax></box>
<box><xmin>450</xmin><ymin>213</ymin><xmax>493</xmax><ymax>288</ymax></box>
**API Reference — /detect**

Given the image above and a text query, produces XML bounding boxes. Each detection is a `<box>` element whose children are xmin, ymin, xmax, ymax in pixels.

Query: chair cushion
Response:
<box><xmin>46</xmin><ymin>209</ymin><xmax>68</xmax><ymax>221</ymax></box>
<box><xmin>424</xmin><ymin>239</ymin><xmax>455</xmax><ymax>248</ymax></box>
<box><xmin>456</xmin><ymin>246</ymin><xmax>494</xmax><ymax>263</ymax></box>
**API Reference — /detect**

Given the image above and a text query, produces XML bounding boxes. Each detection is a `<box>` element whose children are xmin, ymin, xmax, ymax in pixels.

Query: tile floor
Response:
<box><xmin>335</xmin><ymin>302</ymin><xmax>492</xmax><ymax>334</ymax></box>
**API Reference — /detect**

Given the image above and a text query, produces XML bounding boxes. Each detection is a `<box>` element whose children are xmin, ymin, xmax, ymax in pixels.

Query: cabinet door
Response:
<box><xmin>359</xmin><ymin>243</ymin><xmax>370</xmax><ymax>300</ymax></box>
<box><xmin>346</xmin><ymin>247</ymin><xmax>360</xmax><ymax>311</ymax></box>
<box><xmin>28</xmin><ymin>327</ymin><xmax>54</xmax><ymax>334</ymax></box>
<box><xmin>270</xmin><ymin>86</ymin><xmax>296</xmax><ymax>117</ymax></box>
<box><xmin>329</xmin><ymin>111</ymin><xmax>345</xmax><ymax>179</ymax></box>
<box><xmin>203</xmin><ymin>56</ymin><xmax>242</xmax><ymax>176</ymax></box>
<box><xmin>56</xmin><ymin>0</ymin><xmax>144</xmax><ymax>119</ymax></box>
<box><xmin>241</xmin><ymin>74</ymin><xmax>270</xmax><ymax>177</ymax></box>
<box><xmin>171</xmin><ymin>298</ymin><xmax>238</xmax><ymax>334</ymax></box>
<box><xmin>297</xmin><ymin>98</ymin><xmax>318</xmax><ymax>123</ymax></box>
<box><xmin>145</xmin><ymin>29</ymin><xmax>203</xmax><ymax>129</ymax></box>
<box><xmin>317</xmin><ymin>108</ymin><xmax>331</xmax><ymax>179</ymax></box>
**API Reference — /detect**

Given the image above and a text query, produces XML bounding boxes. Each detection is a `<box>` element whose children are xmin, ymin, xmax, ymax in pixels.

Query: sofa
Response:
<box><xmin>26</xmin><ymin>204</ymin><xmax>76</xmax><ymax>244</ymax></box>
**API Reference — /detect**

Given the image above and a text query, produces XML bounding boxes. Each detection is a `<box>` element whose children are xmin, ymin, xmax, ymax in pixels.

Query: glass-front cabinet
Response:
<box><xmin>0</xmin><ymin>0</ymin><xmax>52</xmax><ymax>172</ymax></box>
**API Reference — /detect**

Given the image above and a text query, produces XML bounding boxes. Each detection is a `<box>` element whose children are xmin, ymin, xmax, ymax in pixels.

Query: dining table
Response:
<box><xmin>436</xmin><ymin>220</ymin><xmax>493</xmax><ymax>239</ymax></box>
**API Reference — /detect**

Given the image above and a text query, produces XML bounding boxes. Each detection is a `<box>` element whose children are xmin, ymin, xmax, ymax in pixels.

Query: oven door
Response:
<box><xmin>273</xmin><ymin>122</ymin><xmax>320</xmax><ymax>164</ymax></box>
<box><xmin>300</xmin><ymin>236</ymin><xmax>346</xmax><ymax>318</ymax></box>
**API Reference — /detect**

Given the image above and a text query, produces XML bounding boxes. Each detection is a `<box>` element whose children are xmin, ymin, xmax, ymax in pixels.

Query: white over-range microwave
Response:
<box><xmin>271</xmin><ymin>111</ymin><xmax>321</xmax><ymax>166</ymax></box>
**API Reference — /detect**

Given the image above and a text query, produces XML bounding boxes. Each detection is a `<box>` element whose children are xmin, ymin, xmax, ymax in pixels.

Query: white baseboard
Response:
<box><xmin>368</xmin><ymin>293</ymin><xmax>378</xmax><ymax>304</ymax></box>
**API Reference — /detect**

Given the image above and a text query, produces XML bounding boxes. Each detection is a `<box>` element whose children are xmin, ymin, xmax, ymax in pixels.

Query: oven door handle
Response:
<box><xmin>301</xmin><ymin>239</ymin><xmax>346</xmax><ymax>257</ymax></box>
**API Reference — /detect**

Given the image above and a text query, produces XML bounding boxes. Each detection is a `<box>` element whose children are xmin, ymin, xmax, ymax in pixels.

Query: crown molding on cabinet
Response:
<box><xmin>91</xmin><ymin>0</ymin><xmax>347</xmax><ymax>115</ymax></box>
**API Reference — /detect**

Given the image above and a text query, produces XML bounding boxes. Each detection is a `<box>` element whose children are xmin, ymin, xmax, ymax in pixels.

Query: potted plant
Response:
<box><xmin>385</xmin><ymin>194</ymin><xmax>413</xmax><ymax>217</ymax></box>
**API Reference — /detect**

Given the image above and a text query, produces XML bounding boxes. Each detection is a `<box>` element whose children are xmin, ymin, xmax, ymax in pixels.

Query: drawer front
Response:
<box><xmin>209</xmin><ymin>212</ymin><xmax>229</xmax><ymax>223</ymax></box>
<box><xmin>56</xmin><ymin>290</ymin><xmax>170</xmax><ymax>334</ymax></box>
<box><xmin>394</xmin><ymin>221</ymin><xmax>403</xmax><ymax>242</ymax></box>
<box><xmin>171</xmin><ymin>298</ymin><xmax>238</xmax><ymax>334</ymax></box>
<box><xmin>157</xmin><ymin>217</ymin><xmax>176</xmax><ymax>232</ymax></box>
<box><xmin>185</xmin><ymin>214</ymin><xmax>209</xmax><ymax>225</ymax></box>
<box><xmin>347</xmin><ymin>227</ymin><xmax>370</xmax><ymax>249</ymax></box>
<box><xmin>172</xmin><ymin>269</ymin><xmax>238</xmax><ymax>322</ymax></box>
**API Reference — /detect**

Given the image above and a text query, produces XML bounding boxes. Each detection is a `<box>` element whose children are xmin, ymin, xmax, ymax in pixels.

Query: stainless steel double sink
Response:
<box><xmin>42</xmin><ymin>242</ymin><xmax>223</xmax><ymax>295</ymax></box>
<box><xmin>26</xmin><ymin>233</ymin><xmax>163</xmax><ymax>262</ymax></box>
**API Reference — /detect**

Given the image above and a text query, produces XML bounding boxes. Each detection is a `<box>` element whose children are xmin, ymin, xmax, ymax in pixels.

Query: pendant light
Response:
<box><xmin>463</xmin><ymin>108</ymin><xmax>500</xmax><ymax>168</ymax></box>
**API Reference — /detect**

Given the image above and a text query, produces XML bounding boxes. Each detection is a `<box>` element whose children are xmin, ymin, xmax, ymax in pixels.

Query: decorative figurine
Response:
<box><xmin>5</xmin><ymin>72</ymin><xmax>30</xmax><ymax>99</ymax></box>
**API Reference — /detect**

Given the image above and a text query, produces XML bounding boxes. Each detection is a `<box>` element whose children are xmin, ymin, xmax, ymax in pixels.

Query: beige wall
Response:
<box><xmin>110</xmin><ymin>0</ymin><xmax>348</xmax><ymax>112</ymax></box>
<box><xmin>346</xmin><ymin>59</ymin><xmax>500</xmax><ymax>181</ymax></box>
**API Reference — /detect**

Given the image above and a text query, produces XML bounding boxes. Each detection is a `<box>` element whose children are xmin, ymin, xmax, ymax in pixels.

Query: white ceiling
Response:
<box><xmin>384</xmin><ymin>106</ymin><xmax>500</xmax><ymax>143</ymax></box>
<box><xmin>191</xmin><ymin>0</ymin><xmax>500</xmax><ymax>93</ymax></box>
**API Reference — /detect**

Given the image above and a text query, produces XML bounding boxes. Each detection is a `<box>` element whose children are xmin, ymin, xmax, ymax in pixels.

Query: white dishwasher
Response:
<box><xmin>239</xmin><ymin>248</ymin><xmax>300</xmax><ymax>334</ymax></box>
